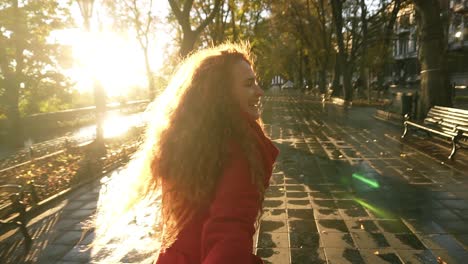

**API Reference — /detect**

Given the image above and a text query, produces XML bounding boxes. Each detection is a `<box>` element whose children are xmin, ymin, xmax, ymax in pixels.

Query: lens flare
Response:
<box><xmin>354</xmin><ymin>198</ymin><xmax>393</xmax><ymax>219</ymax></box>
<box><xmin>352</xmin><ymin>173</ymin><xmax>380</xmax><ymax>188</ymax></box>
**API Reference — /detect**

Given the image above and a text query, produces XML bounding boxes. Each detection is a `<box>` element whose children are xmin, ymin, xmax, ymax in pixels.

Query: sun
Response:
<box><xmin>52</xmin><ymin>29</ymin><xmax>164</xmax><ymax>98</ymax></box>
<box><xmin>71</xmin><ymin>31</ymin><xmax>149</xmax><ymax>97</ymax></box>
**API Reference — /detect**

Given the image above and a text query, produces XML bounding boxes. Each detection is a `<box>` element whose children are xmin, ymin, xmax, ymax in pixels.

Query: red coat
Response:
<box><xmin>155</xmin><ymin>120</ymin><xmax>279</xmax><ymax>264</ymax></box>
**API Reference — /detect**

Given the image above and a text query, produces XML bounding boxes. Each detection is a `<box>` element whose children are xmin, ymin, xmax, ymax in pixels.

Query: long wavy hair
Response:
<box><xmin>93</xmin><ymin>43</ymin><xmax>267</xmax><ymax>256</ymax></box>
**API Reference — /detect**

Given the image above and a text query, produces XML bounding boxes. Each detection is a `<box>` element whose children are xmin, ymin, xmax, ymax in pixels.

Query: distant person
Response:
<box><xmin>94</xmin><ymin>43</ymin><xmax>279</xmax><ymax>264</ymax></box>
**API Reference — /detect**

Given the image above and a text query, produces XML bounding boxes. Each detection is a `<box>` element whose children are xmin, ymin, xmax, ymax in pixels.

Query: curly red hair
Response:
<box><xmin>118</xmin><ymin>42</ymin><xmax>269</xmax><ymax>250</ymax></box>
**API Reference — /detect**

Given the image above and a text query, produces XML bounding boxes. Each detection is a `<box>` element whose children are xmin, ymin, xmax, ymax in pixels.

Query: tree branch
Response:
<box><xmin>194</xmin><ymin>0</ymin><xmax>222</xmax><ymax>35</ymax></box>
<box><xmin>168</xmin><ymin>0</ymin><xmax>187</xmax><ymax>29</ymax></box>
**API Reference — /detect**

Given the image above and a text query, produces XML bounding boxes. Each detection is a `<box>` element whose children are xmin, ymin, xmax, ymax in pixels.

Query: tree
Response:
<box><xmin>330</xmin><ymin>0</ymin><xmax>353</xmax><ymax>102</ymax></box>
<box><xmin>103</xmin><ymin>0</ymin><xmax>159</xmax><ymax>99</ymax></box>
<box><xmin>0</xmin><ymin>0</ymin><xmax>72</xmax><ymax>147</ymax></box>
<box><xmin>201</xmin><ymin>0</ymin><xmax>268</xmax><ymax>45</ymax></box>
<box><xmin>168</xmin><ymin>0</ymin><xmax>222</xmax><ymax>57</ymax></box>
<box><xmin>202</xmin><ymin>0</ymin><xmax>230</xmax><ymax>44</ymax></box>
<box><xmin>366</xmin><ymin>0</ymin><xmax>402</xmax><ymax>92</ymax></box>
<box><xmin>284</xmin><ymin>0</ymin><xmax>334</xmax><ymax>94</ymax></box>
<box><xmin>261</xmin><ymin>2</ymin><xmax>296</xmax><ymax>86</ymax></box>
<box><xmin>358</xmin><ymin>0</ymin><xmax>369</xmax><ymax>100</ymax></box>
<box><xmin>412</xmin><ymin>0</ymin><xmax>451</xmax><ymax>118</ymax></box>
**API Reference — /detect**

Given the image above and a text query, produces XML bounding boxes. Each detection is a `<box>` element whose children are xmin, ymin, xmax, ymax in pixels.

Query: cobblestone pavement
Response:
<box><xmin>254</xmin><ymin>95</ymin><xmax>468</xmax><ymax>264</ymax></box>
<box><xmin>1</xmin><ymin>94</ymin><xmax>468</xmax><ymax>263</ymax></box>
<box><xmin>0</xmin><ymin>180</ymin><xmax>101</xmax><ymax>263</ymax></box>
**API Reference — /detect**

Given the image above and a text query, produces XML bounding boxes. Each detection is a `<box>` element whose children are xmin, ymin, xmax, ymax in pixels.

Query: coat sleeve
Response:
<box><xmin>201</xmin><ymin>144</ymin><xmax>262</xmax><ymax>264</ymax></box>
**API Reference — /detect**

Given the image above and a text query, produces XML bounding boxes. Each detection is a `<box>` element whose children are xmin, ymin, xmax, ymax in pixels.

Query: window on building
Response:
<box><xmin>399</xmin><ymin>38</ymin><xmax>408</xmax><ymax>55</ymax></box>
<box><xmin>400</xmin><ymin>14</ymin><xmax>410</xmax><ymax>29</ymax></box>
<box><xmin>453</xmin><ymin>14</ymin><xmax>463</xmax><ymax>34</ymax></box>
<box><xmin>464</xmin><ymin>16</ymin><xmax>468</xmax><ymax>40</ymax></box>
<box><xmin>408</xmin><ymin>36</ymin><xmax>415</xmax><ymax>53</ymax></box>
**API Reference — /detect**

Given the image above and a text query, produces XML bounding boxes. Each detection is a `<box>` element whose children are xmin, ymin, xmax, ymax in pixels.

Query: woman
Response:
<box><xmin>95</xmin><ymin>43</ymin><xmax>278</xmax><ymax>264</ymax></box>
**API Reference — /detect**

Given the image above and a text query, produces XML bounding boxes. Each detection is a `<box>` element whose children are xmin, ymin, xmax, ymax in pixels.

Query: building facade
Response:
<box><xmin>391</xmin><ymin>4</ymin><xmax>419</xmax><ymax>90</ymax></box>
<box><xmin>390</xmin><ymin>0</ymin><xmax>468</xmax><ymax>92</ymax></box>
<box><xmin>448</xmin><ymin>0</ymin><xmax>468</xmax><ymax>89</ymax></box>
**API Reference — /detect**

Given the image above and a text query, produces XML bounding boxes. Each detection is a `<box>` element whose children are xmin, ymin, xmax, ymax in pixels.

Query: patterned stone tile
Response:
<box><xmin>290</xmin><ymin>232</ymin><xmax>320</xmax><ymax>248</ymax></box>
<box><xmin>257</xmin><ymin>232</ymin><xmax>289</xmax><ymax>248</ymax></box>
<box><xmin>287</xmin><ymin>209</ymin><xmax>314</xmax><ymax>220</ymax></box>
<box><xmin>314</xmin><ymin>208</ymin><xmax>342</xmax><ymax>220</ymax></box>
<box><xmin>263</xmin><ymin>209</ymin><xmax>287</xmax><ymax>221</ymax></box>
<box><xmin>257</xmin><ymin>248</ymin><xmax>290</xmax><ymax>264</ymax></box>
<box><xmin>321</xmin><ymin>232</ymin><xmax>355</xmax><ymax>248</ymax></box>
<box><xmin>317</xmin><ymin>219</ymin><xmax>349</xmax><ymax>233</ymax></box>
<box><xmin>383</xmin><ymin>233</ymin><xmax>426</xmax><ymax>250</ymax></box>
<box><xmin>345</xmin><ymin>220</ymin><xmax>380</xmax><ymax>233</ymax></box>
<box><xmin>263</xmin><ymin>199</ymin><xmax>286</xmax><ymax>209</ymax></box>
<box><xmin>286</xmin><ymin>192</ymin><xmax>308</xmax><ymax>199</ymax></box>
<box><xmin>290</xmin><ymin>248</ymin><xmax>326</xmax><ymax>264</ymax></box>
<box><xmin>288</xmin><ymin>220</ymin><xmax>318</xmax><ymax>233</ymax></box>
<box><xmin>260</xmin><ymin>220</ymin><xmax>288</xmax><ymax>233</ymax></box>
<box><xmin>351</xmin><ymin>232</ymin><xmax>391</xmax><ymax>249</ymax></box>
<box><xmin>287</xmin><ymin>199</ymin><xmax>312</xmax><ymax>209</ymax></box>
<box><xmin>324</xmin><ymin>248</ymin><xmax>365</xmax><ymax>264</ymax></box>
<box><xmin>375</xmin><ymin>220</ymin><xmax>412</xmax><ymax>234</ymax></box>
<box><xmin>309</xmin><ymin>191</ymin><xmax>333</xmax><ymax>200</ymax></box>
<box><xmin>359</xmin><ymin>249</ymin><xmax>403</xmax><ymax>264</ymax></box>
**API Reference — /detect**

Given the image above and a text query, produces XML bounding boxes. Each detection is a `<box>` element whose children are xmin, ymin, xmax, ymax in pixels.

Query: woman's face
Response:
<box><xmin>231</xmin><ymin>60</ymin><xmax>264</xmax><ymax>120</ymax></box>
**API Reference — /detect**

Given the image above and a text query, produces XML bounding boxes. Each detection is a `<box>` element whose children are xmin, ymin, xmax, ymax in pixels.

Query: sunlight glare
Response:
<box><xmin>52</xmin><ymin>29</ymin><xmax>164</xmax><ymax>97</ymax></box>
<box><xmin>73</xmin><ymin>31</ymin><xmax>147</xmax><ymax>97</ymax></box>
<box><xmin>71</xmin><ymin>111</ymin><xmax>146</xmax><ymax>140</ymax></box>
<box><xmin>91</xmin><ymin>166</ymin><xmax>161</xmax><ymax>263</ymax></box>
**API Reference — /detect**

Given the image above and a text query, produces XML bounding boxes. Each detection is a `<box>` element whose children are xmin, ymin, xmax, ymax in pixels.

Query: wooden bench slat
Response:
<box><xmin>423</xmin><ymin>118</ymin><xmax>464</xmax><ymax>134</ymax></box>
<box><xmin>429</xmin><ymin>109</ymin><xmax>468</xmax><ymax>123</ymax></box>
<box><xmin>434</xmin><ymin>105</ymin><xmax>468</xmax><ymax>116</ymax></box>
<box><xmin>426</xmin><ymin>115</ymin><xmax>468</xmax><ymax>130</ymax></box>
<box><xmin>424</xmin><ymin>118</ymin><xmax>465</xmax><ymax>132</ymax></box>
<box><xmin>428</xmin><ymin>109</ymin><xmax>468</xmax><ymax>122</ymax></box>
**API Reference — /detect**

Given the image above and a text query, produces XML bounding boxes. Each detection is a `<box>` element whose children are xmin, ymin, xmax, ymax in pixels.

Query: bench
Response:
<box><xmin>0</xmin><ymin>181</ymin><xmax>40</xmax><ymax>249</ymax></box>
<box><xmin>401</xmin><ymin>105</ymin><xmax>468</xmax><ymax>159</ymax></box>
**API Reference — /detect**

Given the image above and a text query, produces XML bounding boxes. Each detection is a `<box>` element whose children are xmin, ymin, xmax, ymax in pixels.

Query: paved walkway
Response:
<box><xmin>256</xmin><ymin>95</ymin><xmax>468</xmax><ymax>263</ymax></box>
<box><xmin>1</xmin><ymin>94</ymin><xmax>468</xmax><ymax>263</ymax></box>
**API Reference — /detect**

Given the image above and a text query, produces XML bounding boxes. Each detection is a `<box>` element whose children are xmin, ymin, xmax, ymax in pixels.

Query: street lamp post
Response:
<box><xmin>76</xmin><ymin>0</ymin><xmax>106</xmax><ymax>153</ymax></box>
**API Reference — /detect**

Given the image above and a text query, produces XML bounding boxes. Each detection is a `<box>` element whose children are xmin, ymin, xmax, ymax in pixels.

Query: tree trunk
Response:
<box><xmin>315</xmin><ymin>0</ymin><xmax>331</xmax><ymax>96</ymax></box>
<box><xmin>169</xmin><ymin>0</ymin><xmax>222</xmax><ymax>58</ymax></box>
<box><xmin>4</xmin><ymin>79</ymin><xmax>23</xmax><ymax>147</ymax></box>
<box><xmin>330</xmin><ymin>0</ymin><xmax>352</xmax><ymax>102</ymax></box>
<box><xmin>332</xmin><ymin>56</ymin><xmax>341</xmax><ymax>96</ymax></box>
<box><xmin>319</xmin><ymin>69</ymin><xmax>327</xmax><ymax>94</ymax></box>
<box><xmin>143</xmin><ymin>47</ymin><xmax>155</xmax><ymax>99</ymax></box>
<box><xmin>359</xmin><ymin>0</ymin><xmax>369</xmax><ymax>101</ymax></box>
<box><xmin>413</xmin><ymin>0</ymin><xmax>451</xmax><ymax>119</ymax></box>
<box><xmin>180</xmin><ymin>30</ymin><xmax>197</xmax><ymax>57</ymax></box>
<box><xmin>342</xmin><ymin>65</ymin><xmax>353</xmax><ymax>101</ymax></box>
<box><xmin>229</xmin><ymin>0</ymin><xmax>238</xmax><ymax>41</ymax></box>
<box><xmin>6</xmin><ymin>0</ymin><xmax>25</xmax><ymax>147</ymax></box>
<box><xmin>94</xmin><ymin>80</ymin><xmax>106</xmax><ymax>153</ymax></box>
<box><xmin>299</xmin><ymin>48</ymin><xmax>304</xmax><ymax>91</ymax></box>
